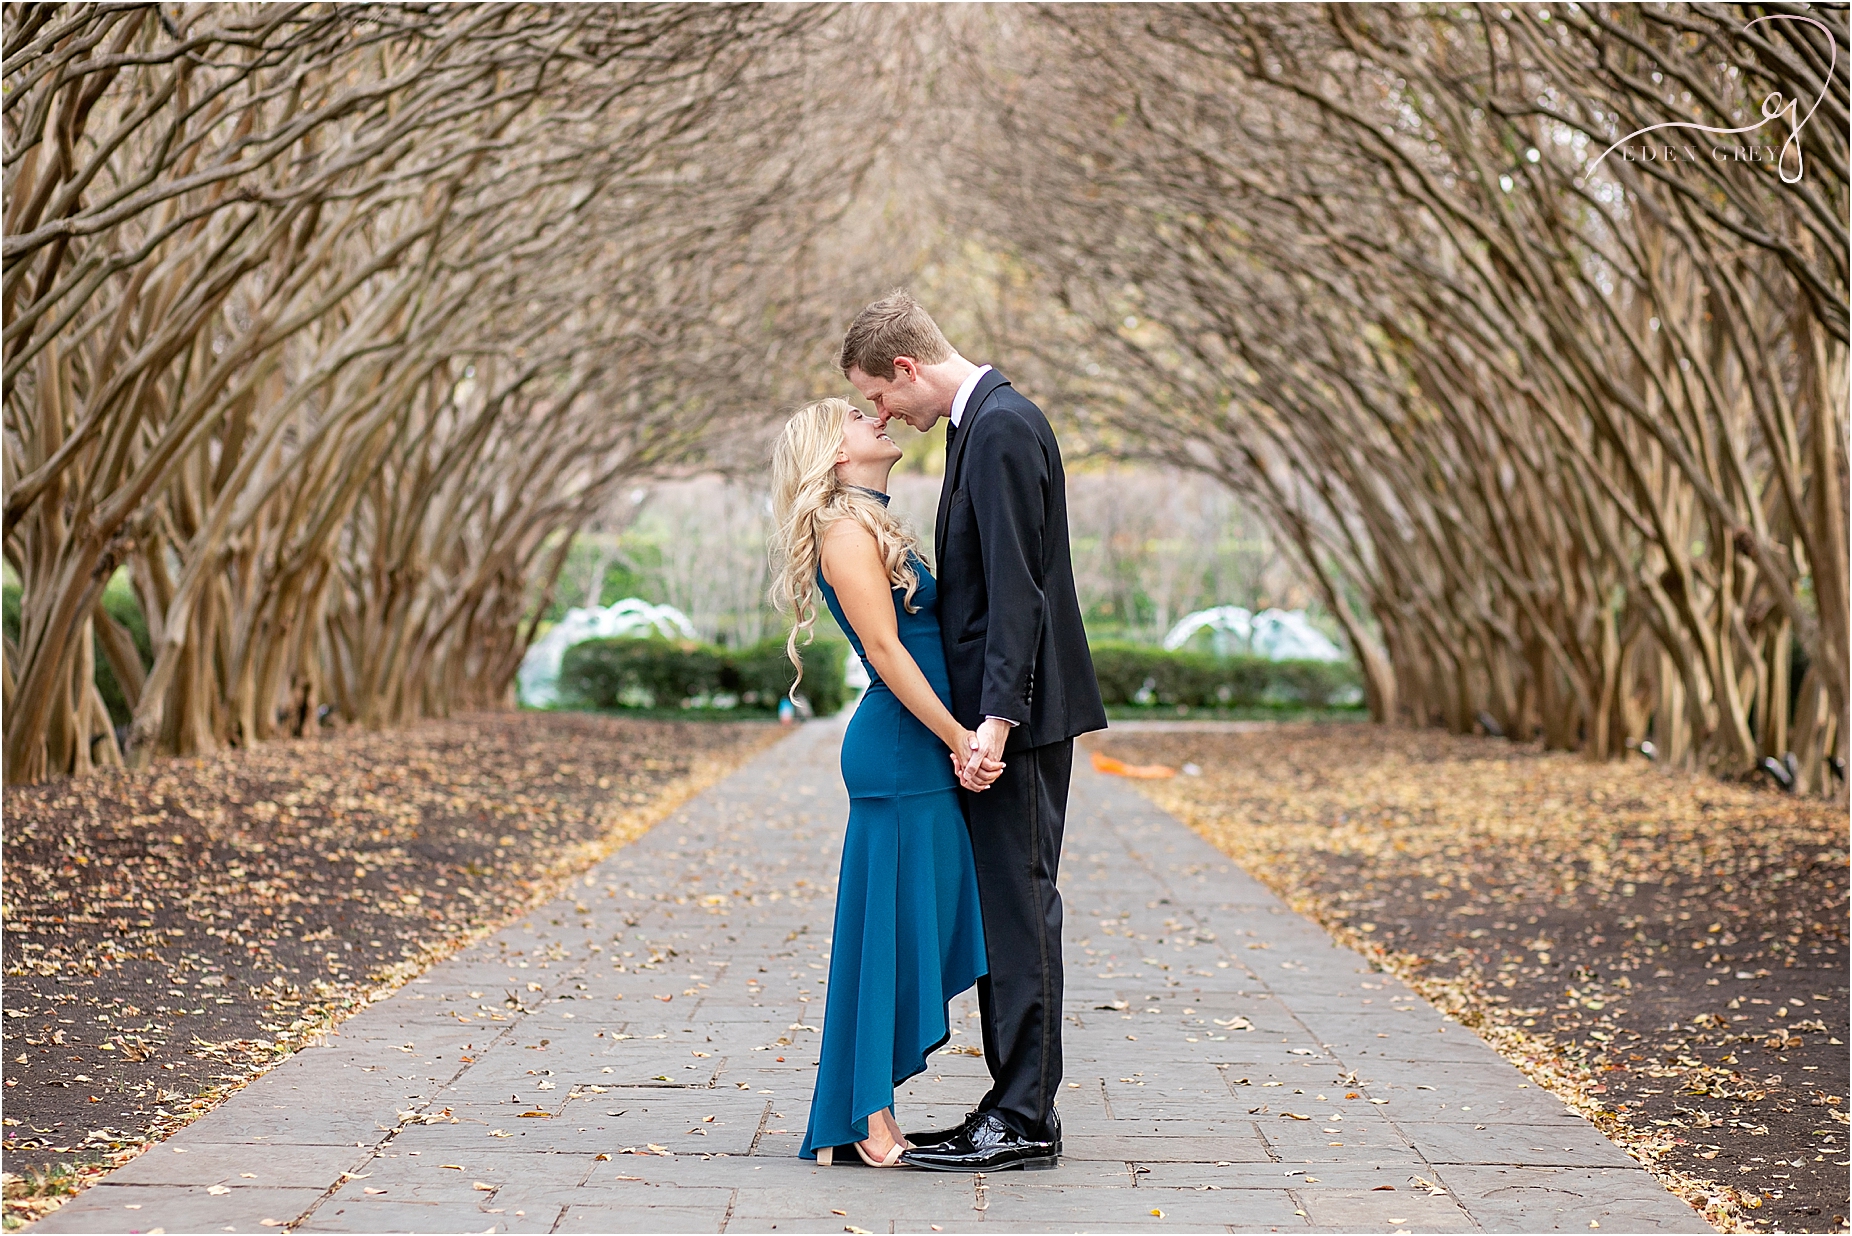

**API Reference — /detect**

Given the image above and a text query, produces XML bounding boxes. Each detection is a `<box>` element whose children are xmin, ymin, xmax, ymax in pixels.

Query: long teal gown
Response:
<box><xmin>799</xmin><ymin>538</ymin><xmax>988</xmax><ymax>1160</ymax></box>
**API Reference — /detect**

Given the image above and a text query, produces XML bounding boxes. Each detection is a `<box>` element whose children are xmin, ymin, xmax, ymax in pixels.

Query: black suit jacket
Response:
<box><xmin>934</xmin><ymin>369</ymin><xmax>1107</xmax><ymax>751</ymax></box>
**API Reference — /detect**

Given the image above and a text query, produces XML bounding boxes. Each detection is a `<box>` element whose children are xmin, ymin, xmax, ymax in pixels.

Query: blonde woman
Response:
<box><xmin>771</xmin><ymin>398</ymin><xmax>988</xmax><ymax>1169</ymax></box>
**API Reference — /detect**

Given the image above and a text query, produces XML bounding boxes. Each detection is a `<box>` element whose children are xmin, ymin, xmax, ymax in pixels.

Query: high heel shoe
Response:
<box><xmin>817</xmin><ymin>1146</ymin><xmax>833</xmax><ymax>1166</ymax></box>
<box><xmin>853</xmin><ymin>1138</ymin><xmax>906</xmax><ymax>1167</ymax></box>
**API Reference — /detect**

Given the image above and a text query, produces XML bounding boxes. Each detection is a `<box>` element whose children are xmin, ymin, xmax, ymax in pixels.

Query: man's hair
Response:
<box><xmin>839</xmin><ymin>289</ymin><xmax>953</xmax><ymax>379</ymax></box>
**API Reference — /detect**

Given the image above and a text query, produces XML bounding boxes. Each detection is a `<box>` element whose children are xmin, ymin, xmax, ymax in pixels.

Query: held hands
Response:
<box><xmin>958</xmin><ymin>717</ymin><xmax>1010</xmax><ymax>792</ymax></box>
<box><xmin>946</xmin><ymin>719</ymin><xmax>1008</xmax><ymax>791</ymax></box>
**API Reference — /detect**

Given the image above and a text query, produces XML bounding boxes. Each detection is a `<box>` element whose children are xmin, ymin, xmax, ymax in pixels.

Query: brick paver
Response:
<box><xmin>36</xmin><ymin>719</ymin><xmax>1710</xmax><ymax>1233</ymax></box>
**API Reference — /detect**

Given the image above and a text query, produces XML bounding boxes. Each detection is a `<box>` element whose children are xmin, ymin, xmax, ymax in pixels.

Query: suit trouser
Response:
<box><xmin>962</xmin><ymin>739</ymin><xmax>1072</xmax><ymax>1141</ymax></box>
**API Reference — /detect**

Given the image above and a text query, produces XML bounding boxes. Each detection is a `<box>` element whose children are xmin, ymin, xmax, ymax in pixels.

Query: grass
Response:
<box><xmin>2</xmin><ymin>1165</ymin><xmax>85</xmax><ymax>1231</ymax></box>
<box><xmin>1105</xmin><ymin>702</ymin><xmax>1369</xmax><ymax>723</ymax></box>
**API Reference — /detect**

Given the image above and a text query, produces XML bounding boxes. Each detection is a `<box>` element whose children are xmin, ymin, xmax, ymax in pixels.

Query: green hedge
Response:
<box><xmin>557</xmin><ymin>634</ymin><xmax>1354</xmax><ymax>717</ymax></box>
<box><xmin>1088</xmin><ymin>640</ymin><xmax>1361</xmax><ymax>709</ymax></box>
<box><xmin>4</xmin><ymin>572</ymin><xmax>154</xmax><ymax>728</ymax></box>
<box><xmin>559</xmin><ymin>635</ymin><xmax>849</xmax><ymax>716</ymax></box>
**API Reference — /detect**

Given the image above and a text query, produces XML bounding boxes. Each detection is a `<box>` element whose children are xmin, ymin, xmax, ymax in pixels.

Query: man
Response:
<box><xmin>840</xmin><ymin>290</ymin><xmax>1107</xmax><ymax>1171</ymax></box>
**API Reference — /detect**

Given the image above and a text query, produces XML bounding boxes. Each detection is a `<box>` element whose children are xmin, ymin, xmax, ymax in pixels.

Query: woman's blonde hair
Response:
<box><xmin>769</xmin><ymin>398</ymin><xmax>921</xmax><ymax>697</ymax></box>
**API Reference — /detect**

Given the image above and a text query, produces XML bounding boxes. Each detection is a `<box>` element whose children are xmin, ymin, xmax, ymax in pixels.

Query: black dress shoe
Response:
<box><xmin>899</xmin><ymin>1112</ymin><xmax>1059</xmax><ymax>1172</ymax></box>
<box><xmin>903</xmin><ymin>1108</ymin><xmax>983</xmax><ymax>1148</ymax></box>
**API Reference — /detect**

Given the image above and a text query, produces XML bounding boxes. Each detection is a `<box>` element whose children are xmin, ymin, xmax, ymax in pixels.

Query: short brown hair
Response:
<box><xmin>839</xmin><ymin>289</ymin><xmax>952</xmax><ymax>379</ymax></box>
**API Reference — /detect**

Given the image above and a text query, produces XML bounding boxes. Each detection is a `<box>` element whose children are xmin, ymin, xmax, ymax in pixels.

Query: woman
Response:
<box><xmin>770</xmin><ymin>398</ymin><xmax>989</xmax><ymax>1168</ymax></box>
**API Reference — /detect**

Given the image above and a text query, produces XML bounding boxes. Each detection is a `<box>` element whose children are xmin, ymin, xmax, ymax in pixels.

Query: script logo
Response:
<box><xmin>1589</xmin><ymin>14</ymin><xmax>1833</xmax><ymax>185</ymax></box>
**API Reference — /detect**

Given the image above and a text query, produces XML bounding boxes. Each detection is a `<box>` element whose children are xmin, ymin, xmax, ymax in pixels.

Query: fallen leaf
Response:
<box><xmin>1092</xmin><ymin>751</ymin><xmax>1176</xmax><ymax>779</ymax></box>
<box><xmin>1113</xmin><ymin>725</ymin><xmax>1846</xmax><ymax>1234</ymax></box>
<box><xmin>0</xmin><ymin>715</ymin><xmax>780</xmax><ymax>1194</ymax></box>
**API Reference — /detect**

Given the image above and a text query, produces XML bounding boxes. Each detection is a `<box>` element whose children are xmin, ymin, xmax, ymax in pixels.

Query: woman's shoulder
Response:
<box><xmin>817</xmin><ymin>516</ymin><xmax>883</xmax><ymax>585</ymax></box>
<box><xmin>819</xmin><ymin>515</ymin><xmax>880</xmax><ymax>557</ymax></box>
<box><xmin>820</xmin><ymin>511</ymin><xmax>874</xmax><ymax>540</ymax></box>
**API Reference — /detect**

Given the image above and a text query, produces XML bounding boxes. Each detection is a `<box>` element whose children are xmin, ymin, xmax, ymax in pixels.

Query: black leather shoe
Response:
<box><xmin>903</xmin><ymin>1108</ymin><xmax>984</xmax><ymax>1149</ymax></box>
<box><xmin>899</xmin><ymin>1112</ymin><xmax>1059</xmax><ymax>1172</ymax></box>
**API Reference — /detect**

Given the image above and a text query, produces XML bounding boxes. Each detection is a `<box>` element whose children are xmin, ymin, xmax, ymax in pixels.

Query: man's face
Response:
<box><xmin>847</xmin><ymin>359</ymin><xmax>941</xmax><ymax>433</ymax></box>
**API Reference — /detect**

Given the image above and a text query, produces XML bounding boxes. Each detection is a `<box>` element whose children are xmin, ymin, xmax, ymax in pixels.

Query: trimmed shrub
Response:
<box><xmin>1087</xmin><ymin>640</ymin><xmax>1361</xmax><ymax>709</ymax></box>
<box><xmin>733</xmin><ymin>635</ymin><xmax>848</xmax><ymax>718</ymax></box>
<box><xmin>559</xmin><ymin>634</ymin><xmax>848</xmax><ymax>716</ymax></box>
<box><xmin>556</xmin><ymin>634</ymin><xmax>1351</xmax><ymax>717</ymax></box>
<box><xmin>559</xmin><ymin>637</ymin><xmax>721</xmax><ymax>711</ymax></box>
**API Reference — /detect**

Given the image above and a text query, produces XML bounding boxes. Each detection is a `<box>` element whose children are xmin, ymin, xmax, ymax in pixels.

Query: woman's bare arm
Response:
<box><xmin>820</xmin><ymin>520</ymin><xmax>972</xmax><ymax>768</ymax></box>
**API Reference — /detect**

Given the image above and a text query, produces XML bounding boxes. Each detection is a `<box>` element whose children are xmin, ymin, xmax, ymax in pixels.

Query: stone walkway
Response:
<box><xmin>37</xmin><ymin>719</ymin><xmax>1708</xmax><ymax>1234</ymax></box>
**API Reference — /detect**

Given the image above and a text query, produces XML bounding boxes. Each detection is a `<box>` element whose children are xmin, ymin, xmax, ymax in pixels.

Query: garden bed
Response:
<box><xmin>1088</xmin><ymin>725</ymin><xmax>1849</xmax><ymax>1233</ymax></box>
<box><xmin>1</xmin><ymin>712</ymin><xmax>781</xmax><ymax>1226</ymax></box>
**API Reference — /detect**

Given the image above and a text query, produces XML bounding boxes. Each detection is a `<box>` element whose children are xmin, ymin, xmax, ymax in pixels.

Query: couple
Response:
<box><xmin>770</xmin><ymin>292</ymin><xmax>1106</xmax><ymax>1172</ymax></box>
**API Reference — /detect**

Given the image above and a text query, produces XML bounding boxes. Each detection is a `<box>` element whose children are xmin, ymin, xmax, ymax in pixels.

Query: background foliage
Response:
<box><xmin>6</xmin><ymin>4</ymin><xmax>1844</xmax><ymax>790</ymax></box>
<box><xmin>560</xmin><ymin>635</ymin><xmax>849</xmax><ymax>718</ymax></box>
<box><xmin>1088</xmin><ymin>641</ymin><xmax>1362</xmax><ymax>712</ymax></box>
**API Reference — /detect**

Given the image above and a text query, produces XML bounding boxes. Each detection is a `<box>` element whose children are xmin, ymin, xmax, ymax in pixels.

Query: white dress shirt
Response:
<box><xmin>949</xmin><ymin>364</ymin><xmax>993</xmax><ymax>430</ymax></box>
<box><xmin>945</xmin><ymin>364</ymin><xmax>1016</xmax><ymax>732</ymax></box>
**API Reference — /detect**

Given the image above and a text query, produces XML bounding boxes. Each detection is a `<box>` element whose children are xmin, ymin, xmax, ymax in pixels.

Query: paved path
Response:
<box><xmin>39</xmin><ymin>719</ymin><xmax>1707</xmax><ymax>1234</ymax></box>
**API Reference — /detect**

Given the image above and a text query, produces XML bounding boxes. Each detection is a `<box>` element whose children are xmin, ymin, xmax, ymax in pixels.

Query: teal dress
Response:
<box><xmin>800</xmin><ymin>535</ymin><xmax>988</xmax><ymax>1159</ymax></box>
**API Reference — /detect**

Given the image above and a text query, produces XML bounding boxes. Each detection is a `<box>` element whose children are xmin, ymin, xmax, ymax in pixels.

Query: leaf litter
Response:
<box><xmin>1</xmin><ymin>711</ymin><xmax>779</xmax><ymax>1227</ymax></box>
<box><xmin>1095</xmin><ymin>725</ymin><xmax>1848</xmax><ymax>1234</ymax></box>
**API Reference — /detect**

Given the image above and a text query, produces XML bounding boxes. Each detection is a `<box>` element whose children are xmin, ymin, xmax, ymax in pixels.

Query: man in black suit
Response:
<box><xmin>841</xmin><ymin>290</ymin><xmax>1107</xmax><ymax>1171</ymax></box>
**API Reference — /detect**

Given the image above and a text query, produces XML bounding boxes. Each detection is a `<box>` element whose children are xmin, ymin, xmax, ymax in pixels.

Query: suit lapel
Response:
<box><xmin>935</xmin><ymin>369</ymin><xmax>1009</xmax><ymax>557</ymax></box>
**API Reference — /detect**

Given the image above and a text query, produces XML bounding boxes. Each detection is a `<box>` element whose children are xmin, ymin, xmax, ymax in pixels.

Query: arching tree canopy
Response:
<box><xmin>3</xmin><ymin>3</ymin><xmax>882</xmax><ymax>781</ymax></box>
<box><xmin>5</xmin><ymin>2</ymin><xmax>1846</xmax><ymax>787</ymax></box>
<box><xmin>946</xmin><ymin>3</ymin><xmax>1848</xmax><ymax>784</ymax></box>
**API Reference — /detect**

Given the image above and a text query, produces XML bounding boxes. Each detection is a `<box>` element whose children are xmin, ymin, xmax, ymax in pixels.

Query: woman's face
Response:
<box><xmin>836</xmin><ymin>407</ymin><xmax>902</xmax><ymax>471</ymax></box>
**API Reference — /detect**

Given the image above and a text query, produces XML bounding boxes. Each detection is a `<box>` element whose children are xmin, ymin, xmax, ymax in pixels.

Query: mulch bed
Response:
<box><xmin>1089</xmin><ymin>725</ymin><xmax>1849</xmax><ymax>1233</ymax></box>
<box><xmin>1</xmin><ymin>711</ymin><xmax>781</xmax><ymax>1219</ymax></box>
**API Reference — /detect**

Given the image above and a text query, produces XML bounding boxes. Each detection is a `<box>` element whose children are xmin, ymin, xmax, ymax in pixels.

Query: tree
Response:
<box><xmin>2</xmin><ymin>2</ymin><xmax>858</xmax><ymax>782</ymax></box>
<box><xmin>943</xmin><ymin>2</ymin><xmax>1847</xmax><ymax>786</ymax></box>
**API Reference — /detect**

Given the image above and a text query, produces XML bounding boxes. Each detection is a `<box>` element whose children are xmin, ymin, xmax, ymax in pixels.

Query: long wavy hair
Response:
<box><xmin>769</xmin><ymin>398</ymin><xmax>921</xmax><ymax>698</ymax></box>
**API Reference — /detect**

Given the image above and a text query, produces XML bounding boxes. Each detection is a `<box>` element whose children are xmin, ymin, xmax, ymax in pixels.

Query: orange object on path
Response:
<box><xmin>1090</xmin><ymin>751</ymin><xmax>1177</xmax><ymax>779</ymax></box>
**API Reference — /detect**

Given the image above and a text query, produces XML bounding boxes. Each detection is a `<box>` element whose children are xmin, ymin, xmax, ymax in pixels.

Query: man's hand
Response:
<box><xmin>959</xmin><ymin>717</ymin><xmax>1011</xmax><ymax>791</ymax></box>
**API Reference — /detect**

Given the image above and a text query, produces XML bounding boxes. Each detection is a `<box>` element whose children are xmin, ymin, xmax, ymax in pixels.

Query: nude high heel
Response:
<box><xmin>854</xmin><ymin>1139</ymin><xmax>906</xmax><ymax>1167</ymax></box>
<box><xmin>817</xmin><ymin>1146</ymin><xmax>834</xmax><ymax>1166</ymax></box>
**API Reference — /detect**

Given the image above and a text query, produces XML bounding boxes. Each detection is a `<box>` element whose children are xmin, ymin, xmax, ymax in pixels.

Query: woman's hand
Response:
<box><xmin>947</xmin><ymin>727</ymin><xmax>976</xmax><ymax>780</ymax></box>
<box><xmin>948</xmin><ymin>726</ymin><xmax>1005</xmax><ymax>791</ymax></box>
